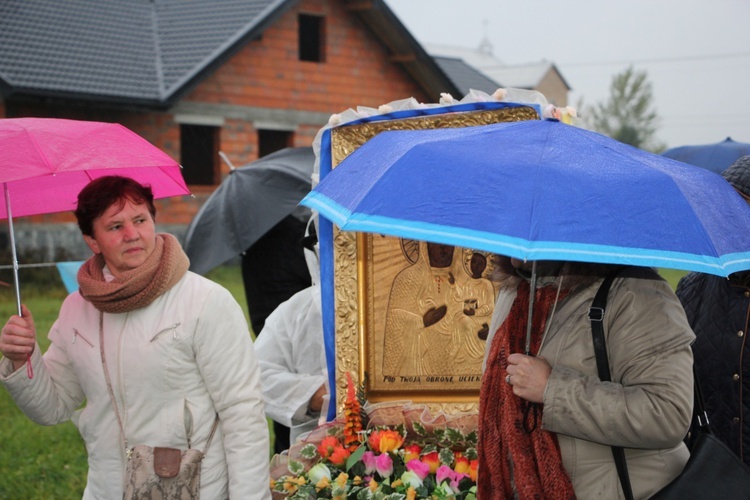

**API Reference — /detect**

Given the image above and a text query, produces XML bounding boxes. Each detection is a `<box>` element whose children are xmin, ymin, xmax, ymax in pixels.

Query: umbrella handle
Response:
<box><xmin>524</xmin><ymin>261</ymin><xmax>538</xmax><ymax>355</ymax></box>
<box><xmin>4</xmin><ymin>184</ymin><xmax>32</xmax><ymax>379</ymax></box>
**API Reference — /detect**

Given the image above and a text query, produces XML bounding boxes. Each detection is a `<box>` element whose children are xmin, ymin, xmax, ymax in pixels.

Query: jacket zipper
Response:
<box><xmin>150</xmin><ymin>323</ymin><xmax>181</xmax><ymax>342</ymax></box>
<box><xmin>72</xmin><ymin>328</ymin><xmax>94</xmax><ymax>347</ymax></box>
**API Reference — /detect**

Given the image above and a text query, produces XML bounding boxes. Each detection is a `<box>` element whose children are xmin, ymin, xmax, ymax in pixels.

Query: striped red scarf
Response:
<box><xmin>478</xmin><ymin>279</ymin><xmax>576</xmax><ymax>499</ymax></box>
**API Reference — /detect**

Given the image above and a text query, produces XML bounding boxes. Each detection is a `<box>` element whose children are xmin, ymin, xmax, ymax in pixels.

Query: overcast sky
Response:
<box><xmin>385</xmin><ymin>0</ymin><xmax>750</xmax><ymax>150</ymax></box>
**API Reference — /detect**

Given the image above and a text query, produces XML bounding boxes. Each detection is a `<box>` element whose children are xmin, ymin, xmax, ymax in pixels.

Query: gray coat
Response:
<box><xmin>487</xmin><ymin>266</ymin><xmax>694</xmax><ymax>499</ymax></box>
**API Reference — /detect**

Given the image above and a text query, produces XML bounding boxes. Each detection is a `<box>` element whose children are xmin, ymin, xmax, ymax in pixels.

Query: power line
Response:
<box><xmin>561</xmin><ymin>51</ymin><xmax>750</xmax><ymax>68</ymax></box>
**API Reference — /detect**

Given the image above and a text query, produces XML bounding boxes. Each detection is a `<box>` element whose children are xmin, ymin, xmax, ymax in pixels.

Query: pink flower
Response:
<box><xmin>450</xmin><ymin>472</ymin><xmax>470</xmax><ymax>491</ymax></box>
<box><xmin>436</xmin><ymin>465</ymin><xmax>455</xmax><ymax>485</ymax></box>
<box><xmin>406</xmin><ymin>459</ymin><xmax>430</xmax><ymax>480</ymax></box>
<box><xmin>361</xmin><ymin>451</ymin><xmax>377</xmax><ymax>475</ymax></box>
<box><xmin>375</xmin><ymin>452</ymin><xmax>394</xmax><ymax>477</ymax></box>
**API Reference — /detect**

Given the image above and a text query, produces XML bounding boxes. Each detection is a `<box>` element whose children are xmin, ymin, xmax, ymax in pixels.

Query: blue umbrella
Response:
<box><xmin>302</xmin><ymin>119</ymin><xmax>750</xmax><ymax>277</ymax></box>
<box><xmin>661</xmin><ymin>137</ymin><xmax>750</xmax><ymax>174</ymax></box>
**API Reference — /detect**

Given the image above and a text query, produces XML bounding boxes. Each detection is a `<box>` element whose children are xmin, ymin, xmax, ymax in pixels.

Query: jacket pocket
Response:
<box><xmin>150</xmin><ymin>323</ymin><xmax>181</xmax><ymax>343</ymax></box>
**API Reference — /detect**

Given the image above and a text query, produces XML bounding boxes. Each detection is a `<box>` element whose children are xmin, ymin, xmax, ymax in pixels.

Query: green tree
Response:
<box><xmin>585</xmin><ymin>66</ymin><xmax>665</xmax><ymax>153</ymax></box>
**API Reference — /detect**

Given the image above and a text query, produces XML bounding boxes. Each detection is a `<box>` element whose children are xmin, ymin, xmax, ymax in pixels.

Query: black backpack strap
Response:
<box><xmin>589</xmin><ymin>266</ymin><xmax>634</xmax><ymax>500</ymax></box>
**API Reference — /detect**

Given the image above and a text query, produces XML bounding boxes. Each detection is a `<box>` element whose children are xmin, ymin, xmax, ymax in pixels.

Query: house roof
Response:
<box><xmin>432</xmin><ymin>56</ymin><xmax>500</xmax><ymax>96</ymax></box>
<box><xmin>0</xmin><ymin>0</ymin><xmax>459</xmax><ymax>108</ymax></box>
<box><xmin>424</xmin><ymin>42</ymin><xmax>571</xmax><ymax>92</ymax></box>
<box><xmin>489</xmin><ymin>62</ymin><xmax>569</xmax><ymax>91</ymax></box>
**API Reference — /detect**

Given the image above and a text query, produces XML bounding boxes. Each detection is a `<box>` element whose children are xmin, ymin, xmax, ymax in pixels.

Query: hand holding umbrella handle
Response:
<box><xmin>0</xmin><ymin>304</ymin><xmax>36</xmax><ymax>377</ymax></box>
<box><xmin>4</xmin><ymin>183</ymin><xmax>32</xmax><ymax>379</ymax></box>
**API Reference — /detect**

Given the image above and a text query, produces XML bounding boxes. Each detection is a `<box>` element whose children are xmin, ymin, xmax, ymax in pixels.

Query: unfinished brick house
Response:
<box><xmin>0</xmin><ymin>0</ymin><xmax>461</xmax><ymax>261</ymax></box>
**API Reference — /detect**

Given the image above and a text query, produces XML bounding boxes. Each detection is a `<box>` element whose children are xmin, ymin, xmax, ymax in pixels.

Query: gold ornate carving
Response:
<box><xmin>330</xmin><ymin>106</ymin><xmax>538</xmax><ymax>414</ymax></box>
<box><xmin>330</xmin><ymin>106</ymin><xmax>538</xmax><ymax>167</ymax></box>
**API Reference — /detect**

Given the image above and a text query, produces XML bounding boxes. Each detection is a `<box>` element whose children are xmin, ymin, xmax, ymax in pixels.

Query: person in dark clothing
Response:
<box><xmin>242</xmin><ymin>214</ymin><xmax>312</xmax><ymax>335</ymax></box>
<box><xmin>242</xmin><ymin>213</ymin><xmax>312</xmax><ymax>454</ymax></box>
<box><xmin>676</xmin><ymin>155</ymin><xmax>750</xmax><ymax>466</ymax></box>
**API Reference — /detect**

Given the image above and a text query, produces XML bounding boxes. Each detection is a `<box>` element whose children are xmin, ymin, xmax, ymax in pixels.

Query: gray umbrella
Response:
<box><xmin>184</xmin><ymin>147</ymin><xmax>314</xmax><ymax>275</ymax></box>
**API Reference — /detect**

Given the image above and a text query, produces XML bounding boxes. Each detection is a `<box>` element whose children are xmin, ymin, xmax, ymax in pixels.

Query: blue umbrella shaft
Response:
<box><xmin>525</xmin><ymin>261</ymin><xmax>537</xmax><ymax>355</ymax></box>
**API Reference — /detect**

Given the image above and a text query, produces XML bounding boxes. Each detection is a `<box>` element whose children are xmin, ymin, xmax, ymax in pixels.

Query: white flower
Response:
<box><xmin>542</xmin><ymin>104</ymin><xmax>560</xmax><ymax>120</ymax></box>
<box><xmin>439</xmin><ymin>93</ymin><xmax>456</xmax><ymax>105</ymax></box>
<box><xmin>378</xmin><ymin>104</ymin><xmax>394</xmax><ymax>114</ymax></box>
<box><xmin>400</xmin><ymin>470</ymin><xmax>424</xmax><ymax>489</ymax></box>
<box><xmin>492</xmin><ymin>88</ymin><xmax>507</xmax><ymax>101</ymax></box>
<box><xmin>565</xmin><ymin>106</ymin><xmax>578</xmax><ymax>118</ymax></box>
<box><xmin>307</xmin><ymin>463</ymin><xmax>332</xmax><ymax>484</ymax></box>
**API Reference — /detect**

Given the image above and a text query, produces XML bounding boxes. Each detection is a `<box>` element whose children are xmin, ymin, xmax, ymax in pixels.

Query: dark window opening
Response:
<box><xmin>180</xmin><ymin>124</ymin><xmax>218</xmax><ymax>185</ymax></box>
<box><xmin>298</xmin><ymin>14</ymin><xmax>325</xmax><ymax>62</ymax></box>
<box><xmin>258</xmin><ymin>129</ymin><xmax>293</xmax><ymax>158</ymax></box>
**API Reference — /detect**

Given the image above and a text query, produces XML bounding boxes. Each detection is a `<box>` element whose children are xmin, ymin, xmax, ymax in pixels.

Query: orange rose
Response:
<box><xmin>329</xmin><ymin>445</ymin><xmax>351</xmax><ymax>466</ymax></box>
<box><xmin>403</xmin><ymin>443</ymin><xmax>422</xmax><ymax>463</ymax></box>
<box><xmin>368</xmin><ymin>429</ymin><xmax>405</xmax><ymax>453</ymax></box>
<box><xmin>318</xmin><ymin>436</ymin><xmax>341</xmax><ymax>459</ymax></box>
<box><xmin>454</xmin><ymin>455</ymin><xmax>470</xmax><ymax>475</ymax></box>
<box><xmin>469</xmin><ymin>459</ymin><xmax>479</xmax><ymax>482</ymax></box>
<box><xmin>421</xmin><ymin>451</ymin><xmax>440</xmax><ymax>474</ymax></box>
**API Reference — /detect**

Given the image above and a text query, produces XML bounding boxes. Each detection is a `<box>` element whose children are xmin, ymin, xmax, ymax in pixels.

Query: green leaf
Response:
<box><xmin>438</xmin><ymin>447</ymin><xmax>455</xmax><ymax>465</ymax></box>
<box><xmin>447</xmin><ymin>428</ymin><xmax>463</xmax><ymax>442</ymax></box>
<box><xmin>412</xmin><ymin>422</ymin><xmax>427</xmax><ymax>436</ymax></box>
<box><xmin>299</xmin><ymin>443</ymin><xmax>318</xmax><ymax>459</ymax></box>
<box><xmin>347</xmin><ymin>444</ymin><xmax>366</xmax><ymax>471</ymax></box>
<box><xmin>421</xmin><ymin>443</ymin><xmax>437</xmax><ymax>454</ymax></box>
<box><xmin>464</xmin><ymin>447</ymin><xmax>478</xmax><ymax>461</ymax></box>
<box><xmin>457</xmin><ymin>476</ymin><xmax>475</xmax><ymax>491</ymax></box>
<box><xmin>288</xmin><ymin>459</ymin><xmax>305</xmax><ymax>475</ymax></box>
<box><xmin>356</xmin><ymin>487</ymin><xmax>374</xmax><ymax>499</ymax></box>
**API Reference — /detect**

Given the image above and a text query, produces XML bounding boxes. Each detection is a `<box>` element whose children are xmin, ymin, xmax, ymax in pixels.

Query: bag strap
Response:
<box><xmin>687</xmin><ymin>365</ymin><xmax>712</xmax><ymax>449</ymax></box>
<box><xmin>589</xmin><ymin>267</ymin><xmax>635</xmax><ymax>500</ymax></box>
<box><xmin>98</xmin><ymin>311</ymin><xmax>219</xmax><ymax>455</ymax></box>
<box><xmin>692</xmin><ymin>365</ymin><xmax>710</xmax><ymax>430</ymax></box>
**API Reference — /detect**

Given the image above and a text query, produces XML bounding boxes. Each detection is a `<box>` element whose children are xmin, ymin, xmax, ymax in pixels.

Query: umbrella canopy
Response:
<box><xmin>0</xmin><ymin>117</ymin><xmax>189</xmax><ymax>376</ymax></box>
<box><xmin>0</xmin><ymin>117</ymin><xmax>189</xmax><ymax>218</ymax></box>
<box><xmin>302</xmin><ymin>119</ymin><xmax>750</xmax><ymax>277</ymax></box>
<box><xmin>661</xmin><ymin>137</ymin><xmax>750</xmax><ymax>174</ymax></box>
<box><xmin>184</xmin><ymin>147</ymin><xmax>314</xmax><ymax>275</ymax></box>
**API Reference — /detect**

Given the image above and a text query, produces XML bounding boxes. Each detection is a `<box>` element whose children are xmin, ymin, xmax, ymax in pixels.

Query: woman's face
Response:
<box><xmin>427</xmin><ymin>243</ymin><xmax>454</xmax><ymax>268</ymax></box>
<box><xmin>83</xmin><ymin>199</ymin><xmax>156</xmax><ymax>277</ymax></box>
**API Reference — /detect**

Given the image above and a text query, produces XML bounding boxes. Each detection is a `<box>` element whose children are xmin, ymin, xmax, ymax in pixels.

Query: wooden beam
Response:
<box><xmin>343</xmin><ymin>1</ymin><xmax>373</xmax><ymax>11</ymax></box>
<box><xmin>390</xmin><ymin>53</ymin><xmax>417</xmax><ymax>63</ymax></box>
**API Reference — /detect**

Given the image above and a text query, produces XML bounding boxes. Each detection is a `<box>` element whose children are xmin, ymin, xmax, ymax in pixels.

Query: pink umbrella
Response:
<box><xmin>0</xmin><ymin>117</ymin><xmax>190</xmax><ymax>375</ymax></box>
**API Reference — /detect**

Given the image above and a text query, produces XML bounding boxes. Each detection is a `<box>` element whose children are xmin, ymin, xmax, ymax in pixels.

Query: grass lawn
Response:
<box><xmin>0</xmin><ymin>264</ymin><xmax>687</xmax><ymax>497</ymax></box>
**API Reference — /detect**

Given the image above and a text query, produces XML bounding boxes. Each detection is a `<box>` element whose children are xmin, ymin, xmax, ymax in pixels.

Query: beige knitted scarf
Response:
<box><xmin>77</xmin><ymin>233</ymin><xmax>190</xmax><ymax>313</ymax></box>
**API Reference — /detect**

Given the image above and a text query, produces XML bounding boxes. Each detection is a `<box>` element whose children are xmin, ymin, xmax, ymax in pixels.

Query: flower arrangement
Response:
<box><xmin>269</xmin><ymin>374</ymin><xmax>479</xmax><ymax>499</ymax></box>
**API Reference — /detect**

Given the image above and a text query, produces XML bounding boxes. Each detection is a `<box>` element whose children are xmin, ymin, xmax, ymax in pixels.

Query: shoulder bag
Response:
<box><xmin>98</xmin><ymin>312</ymin><xmax>219</xmax><ymax>500</ymax></box>
<box><xmin>590</xmin><ymin>270</ymin><xmax>750</xmax><ymax>500</ymax></box>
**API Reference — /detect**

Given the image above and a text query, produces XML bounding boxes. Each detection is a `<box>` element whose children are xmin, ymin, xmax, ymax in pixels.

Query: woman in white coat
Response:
<box><xmin>254</xmin><ymin>219</ymin><xmax>328</xmax><ymax>446</ymax></box>
<box><xmin>0</xmin><ymin>176</ymin><xmax>270</xmax><ymax>499</ymax></box>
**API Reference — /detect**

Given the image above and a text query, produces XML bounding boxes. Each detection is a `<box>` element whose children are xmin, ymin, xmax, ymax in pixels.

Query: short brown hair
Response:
<box><xmin>74</xmin><ymin>176</ymin><xmax>156</xmax><ymax>236</ymax></box>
